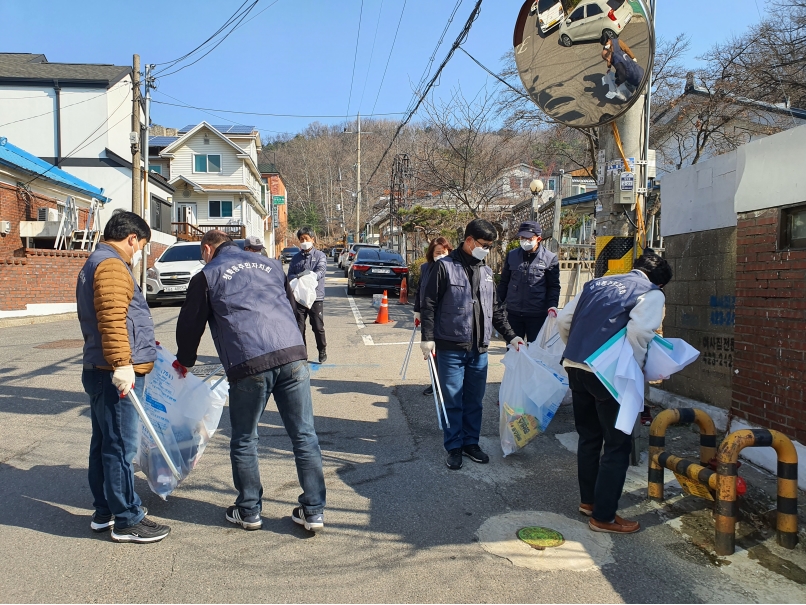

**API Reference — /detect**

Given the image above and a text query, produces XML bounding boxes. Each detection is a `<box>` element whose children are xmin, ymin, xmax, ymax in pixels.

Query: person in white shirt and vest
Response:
<box><xmin>556</xmin><ymin>251</ymin><xmax>672</xmax><ymax>534</ymax></box>
<box><xmin>420</xmin><ymin>219</ymin><xmax>525</xmax><ymax>470</ymax></box>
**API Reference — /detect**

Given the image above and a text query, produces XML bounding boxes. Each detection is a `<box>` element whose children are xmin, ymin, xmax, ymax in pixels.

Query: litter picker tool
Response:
<box><xmin>399</xmin><ymin>325</ymin><xmax>417</xmax><ymax>380</ymax></box>
<box><xmin>427</xmin><ymin>352</ymin><xmax>450</xmax><ymax>430</ymax></box>
<box><xmin>126</xmin><ymin>389</ymin><xmax>181</xmax><ymax>481</ymax></box>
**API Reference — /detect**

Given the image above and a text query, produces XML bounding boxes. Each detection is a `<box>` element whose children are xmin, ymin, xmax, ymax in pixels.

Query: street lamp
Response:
<box><xmin>529</xmin><ymin>179</ymin><xmax>544</xmax><ymax>221</ymax></box>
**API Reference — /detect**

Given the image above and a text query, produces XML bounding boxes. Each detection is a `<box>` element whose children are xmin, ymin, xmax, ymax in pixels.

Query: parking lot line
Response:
<box><xmin>346</xmin><ymin>291</ymin><xmax>374</xmax><ymax>345</ymax></box>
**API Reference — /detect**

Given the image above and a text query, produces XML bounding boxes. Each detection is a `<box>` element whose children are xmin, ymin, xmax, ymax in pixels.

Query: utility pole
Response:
<box><xmin>131</xmin><ymin>54</ymin><xmax>141</xmax><ymax>216</ymax></box>
<box><xmin>140</xmin><ymin>63</ymin><xmax>154</xmax><ymax>291</ymax></box>
<box><xmin>356</xmin><ymin>112</ymin><xmax>362</xmax><ymax>241</ymax></box>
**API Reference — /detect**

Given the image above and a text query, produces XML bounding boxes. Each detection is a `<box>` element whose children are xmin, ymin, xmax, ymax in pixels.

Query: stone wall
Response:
<box><xmin>660</xmin><ymin>226</ymin><xmax>736</xmax><ymax>409</ymax></box>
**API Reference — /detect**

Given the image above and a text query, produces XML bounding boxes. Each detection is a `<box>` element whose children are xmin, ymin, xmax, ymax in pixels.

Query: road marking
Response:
<box><xmin>346</xmin><ymin>292</ymin><xmax>374</xmax><ymax>345</ymax></box>
<box><xmin>366</xmin><ymin>341</ymin><xmax>412</xmax><ymax>346</ymax></box>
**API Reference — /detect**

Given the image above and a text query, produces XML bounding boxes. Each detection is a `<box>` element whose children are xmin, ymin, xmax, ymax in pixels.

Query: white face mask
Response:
<box><xmin>471</xmin><ymin>246</ymin><xmax>489</xmax><ymax>261</ymax></box>
<box><xmin>130</xmin><ymin>240</ymin><xmax>142</xmax><ymax>267</ymax></box>
<box><xmin>434</xmin><ymin>253</ymin><xmax>448</xmax><ymax>261</ymax></box>
<box><xmin>520</xmin><ymin>239</ymin><xmax>536</xmax><ymax>251</ymax></box>
<box><xmin>300</xmin><ymin>241</ymin><xmax>313</xmax><ymax>250</ymax></box>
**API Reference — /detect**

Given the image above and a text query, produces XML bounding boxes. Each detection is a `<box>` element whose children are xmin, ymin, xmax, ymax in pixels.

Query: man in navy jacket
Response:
<box><xmin>288</xmin><ymin>227</ymin><xmax>329</xmax><ymax>363</ymax></box>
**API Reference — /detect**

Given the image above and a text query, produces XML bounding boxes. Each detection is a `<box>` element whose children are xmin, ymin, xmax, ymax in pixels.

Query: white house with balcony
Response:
<box><xmin>150</xmin><ymin>122</ymin><xmax>268</xmax><ymax>241</ymax></box>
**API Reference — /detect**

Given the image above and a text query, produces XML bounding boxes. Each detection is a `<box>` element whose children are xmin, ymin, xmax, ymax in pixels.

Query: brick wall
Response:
<box><xmin>148</xmin><ymin>242</ymin><xmax>168</xmax><ymax>268</ymax></box>
<box><xmin>733</xmin><ymin>208</ymin><xmax>806</xmax><ymax>443</ymax></box>
<box><xmin>661</xmin><ymin>227</ymin><xmax>736</xmax><ymax>409</ymax></box>
<box><xmin>0</xmin><ymin>182</ymin><xmax>89</xmax><ymax>258</ymax></box>
<box><xmin>0</xmin><ymin>249</ymin><xmax>89</xmax><ymax>311</ymax></box>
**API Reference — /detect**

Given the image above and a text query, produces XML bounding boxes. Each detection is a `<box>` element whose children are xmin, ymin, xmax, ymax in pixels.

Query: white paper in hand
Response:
<box><xmin>644</xmin><ymin>336</ymin><xmax>700</xmax><ymax>381</ymax></box>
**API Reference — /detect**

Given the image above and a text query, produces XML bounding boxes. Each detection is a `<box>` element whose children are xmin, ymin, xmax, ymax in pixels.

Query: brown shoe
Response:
<box><xmin>579</xmin><ymin>503</ymin><xmax>593</xmax><ymax>517</ymax></box>
<box><xmin>589</xmin><ymin>516</ymin><xmax>640</xmax><ymax>534</ymax></box>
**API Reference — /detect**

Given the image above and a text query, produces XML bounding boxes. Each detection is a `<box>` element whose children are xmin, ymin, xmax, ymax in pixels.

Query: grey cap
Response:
<box><xmin>244</xmin><ymin>235</ymin><xmax>264</xmax><ymax>249</ymax></box>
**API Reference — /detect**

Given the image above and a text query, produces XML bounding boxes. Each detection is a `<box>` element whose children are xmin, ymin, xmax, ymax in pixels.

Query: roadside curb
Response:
<box><xmin>0</xmin><ymin>312</ymin><xmax>77</xmax><ymax>329</ymax></box>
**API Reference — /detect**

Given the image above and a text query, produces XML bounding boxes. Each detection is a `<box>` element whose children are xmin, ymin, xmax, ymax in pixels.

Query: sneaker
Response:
<box><xmin>225</xmin><ymin>505</ymin><xmax>262</xmax><ymax>530</ymax></box>
<box><xmin>589</xmin><ymin>516</ymin><xmax>640</xmax><ymax>534</ymax></box>
<box><xmin>423</xmin><ymin>385</ymin><xmax>434</xmax><ymax>396</ymax></box>
<box><xmin>446</xmin><ymin>448</ymin><xmax>463</xmax><ymax>470</ymax></box>
<box><xmin>579</xmin><ymin>503</ymin><xmax>594</xmax><ymax>517</ymax></box>
<box><xmin>318</xmin><ymin>349</ymin><xmax>327</xmax><ymax>364</ymax></box>
<box><xmin>291</xmin><ymin>506</ymin><xmax>324</xmax><ymax>532</ymax></box>
<box><xmin>462</xmin><ymin>444</ymin><xmax>490</xmax><ymax>464</ymax></box>
<box><xmin>110</xmin><ymin>517</ymin><xmax>170</xmax><ymax>543</ymax></box>
<box><xmin>90</xmin><ymin>506</ymin><xmax>148</xmax><ymax>532</ymax></box>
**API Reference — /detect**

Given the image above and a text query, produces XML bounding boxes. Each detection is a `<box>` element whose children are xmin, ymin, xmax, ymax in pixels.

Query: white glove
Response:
<box><xmin>112</xmin><ymin>364</ymin><xmax>135</xmax><ymax>396</ymax></box>
<box><xmin>420</xmin><ymin>340</ymin><xmax>435</xmax><ymax>359</ymax></box>
<box><xmin>547</xmin><ymin>307</ymin><xmax>558</xmax><ymax>318</ymax></box>
<box><xmin>510</xmin><ymin>336</ymin><xmax>526</xmax><ymax>351</ymax></box>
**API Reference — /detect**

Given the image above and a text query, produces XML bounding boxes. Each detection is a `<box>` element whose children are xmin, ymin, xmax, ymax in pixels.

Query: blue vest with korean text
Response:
<box><xmin>434</xmin><ymin>256</ymin><xmax>494</xmax><ymax>346</ymax></box>
<box><xmin>503</xmin><ymin>246</ymin><xmax>557</xmax><ymax>317</ymax></box>
<box><xmin>612</xmin><ymin>47</ymin><xmax>644</xmax><ymax>87</ymax></box>
<box><xmin>563</xmin><ymin>270</ymin><xmax>660</xmax><ymax>364</ymax></box>
<box><xmin>77</xmin><ymin>243</ymin><xmax>157</xmax><ymax>368</ymax></box>
<box><xmin>202</xmin><ymin>244</ymin><xmax>303</xmax><ymax>371</ymax></box>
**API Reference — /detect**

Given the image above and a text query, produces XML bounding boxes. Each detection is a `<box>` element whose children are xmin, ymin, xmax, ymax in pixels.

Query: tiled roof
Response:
<box><xmin>0</xmin><ymin>137</ymin><xmax>110</xmax><ymax>202</ymax></box>
<box><xmin>0</xmin><ymin>53</ymin><xmax>130</xmax><ymax>88</ymax></box>
<box><xmin>258</xmin><ymin>162</ymin><xmax>279</xmax><ymax>173</ymax></box>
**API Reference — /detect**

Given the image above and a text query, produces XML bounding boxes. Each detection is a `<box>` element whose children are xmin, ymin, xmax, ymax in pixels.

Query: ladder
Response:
<box><xmin>54</xmin><ymin>196</ymin><xmax>78</xmax><ymax>250</ymax></box>
<box><xmin>70</xmin><ymin>198</ymin><xmax>103</xmax><ymax>251</ymax></box>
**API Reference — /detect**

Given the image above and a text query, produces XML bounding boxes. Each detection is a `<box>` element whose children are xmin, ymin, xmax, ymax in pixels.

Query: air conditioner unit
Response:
<box><xmin>37</xmin><ymin>207</ymin><xmax>60</xmax><ymax>221</ymax></box>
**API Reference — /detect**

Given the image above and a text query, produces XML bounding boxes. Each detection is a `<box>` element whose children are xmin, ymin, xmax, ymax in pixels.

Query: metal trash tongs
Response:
<box><xmin>126</xmin><ymin>389</ymin><xmax>181</xmax><ymax>481</ymax></box>
<box><xmin>399</xmin><ymin>325</ymin><xmax>418</xmax><ymax>380</ymax></box>
<box><xmin>427</xmin><ymin>352</ymin><xmax>450</xmax><ymax>430</ymax></box>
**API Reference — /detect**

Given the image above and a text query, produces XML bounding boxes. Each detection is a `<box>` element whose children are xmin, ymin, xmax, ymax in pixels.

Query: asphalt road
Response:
<box><xmin>0</xmin><ymin>260</ymin><xmax>803</xmax><ymax>603</ymax></box>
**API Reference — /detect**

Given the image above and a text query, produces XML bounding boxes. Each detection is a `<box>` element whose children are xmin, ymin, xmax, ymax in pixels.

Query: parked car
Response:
<box><xmin>343</xmin><ymin>243</ymin><xmax>381</xmax><ymax>276</ymax></box>
<box><xmin>281</xmin><ymin>246</ymin><xmax>300</xmax><ymax>264</ymax></box>
<box><xmin>558</xmin><ymin>0</ymin><xmax>633</xmax><ymax>47</ymax></box>
<box><xmin>338</xmin><ymin>247</ymin><xmax>349</xmax><ymax>269</ymax></box>
<box><xmin>347</xmin><ymin>248</ymin><xmax>408</xmax><ymax>296</ymax></box>
<box><xmin>146</xmin><ymin>239</ymin><xmax>267</xmax><ymax>305</ymax></box>
<box><xmin>532</xmin><ymin>0</ymin><xmax>565</xmax><ymax>34</ymax></box>
<box><xmin>331</xmin><ymin>247</ymin><xmax>344</xmax><ymax>261</ymax></box>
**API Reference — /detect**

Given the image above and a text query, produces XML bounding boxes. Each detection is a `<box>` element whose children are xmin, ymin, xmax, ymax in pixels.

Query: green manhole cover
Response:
<box><xmin>517</xmin><ymin>526</ymin><xmax>565</xmax><ymax>550</ymax></box>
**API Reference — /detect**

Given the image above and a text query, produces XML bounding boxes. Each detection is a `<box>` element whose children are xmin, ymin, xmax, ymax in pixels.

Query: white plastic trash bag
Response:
<box><xmin>644</xmin><ymin>335</ymin><xmax>700</xmax><ymax>381</ymax></box>
<box><xmin>499</xmin><ymin>347</ymin><xmax>568</xmax><ymax>456</ymax></box>
<box><xmin>135</xmin><ymin>346</ymin><xmax>228</xmax><ymax>499</ymax></box>
<box><xmin>527</xmin><ymin>314</ymin><xmax>571</xmax><ymax>406</ymax></box>
<box><xmin>290</xmin><ymin>273</ymin><xmax>318</xmax><ymax>309</ymax></box>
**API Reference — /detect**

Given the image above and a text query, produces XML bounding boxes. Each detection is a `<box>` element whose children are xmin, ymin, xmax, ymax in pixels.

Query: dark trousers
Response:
<box><xmin>568</xmin><ymin>367</ymin><xmax>633</xmax><ymax>523</ymax></box>
<box><xmin>82</xmin><ymin>369</ymin><xmax>145</xmax><ymax>530</ymax></box>
<box><xmin>228</xmin><ymin>360</ymin><xmax>326</xmax><ymax>516</ymax></box>
<box><xmin>507</xmin><ymin>313</ymin><xmax>547</xmax><ymax>343</ymax></box>
<box><xmin>294</xmin><ymin>300</ymin><xmax>327</xmax><ymax>353</ymax></box>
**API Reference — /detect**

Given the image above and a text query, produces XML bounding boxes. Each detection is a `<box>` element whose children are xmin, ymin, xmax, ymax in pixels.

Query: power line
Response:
<box><xmin>370</xmin><ymin>0</ymin><xmax>407</xmax><ymax>117</ymax></box>
<box><xmin>154</xmin><ymin>1</ymin><xmax>261</xmax><ymax>78</ymax></box>
<box><xmin>345</xmin><ymin>0</ymin><xmax>365</xmax><ymax>120</ymax></box>
<box><xmin>365</xmin><ymin>0</ymin><xmax>484</xmax><ymax>188</ymax></box>
<box><xmin>358</xmin><ymin>0</ymin><xmax>384</xmax><ymax>114</ymax></box>
<box><xmin>458</xmin><ymin>47</ymin><xmax>529</xmax><ymax>99</ymax></box>
<box><xmin>151</xmin><ymin>93</ymin><xmax>404</xmax><ymax>118</ymax></box>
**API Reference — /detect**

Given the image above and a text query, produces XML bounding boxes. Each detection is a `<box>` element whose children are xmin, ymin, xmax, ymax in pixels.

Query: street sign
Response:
<box><xmin>597</xmin><ymin>150</ymin><xmax>606</xmax><ymax>185</ymax></box>
<box><xmin>272</xmin><ymin>195</ymin><xmax>285</xmax><ymax>205</ymax></box>
<box><xmin>620</xmin><ymin>172</ymin><xmax>635</xmax><ymax>191</ymax></box>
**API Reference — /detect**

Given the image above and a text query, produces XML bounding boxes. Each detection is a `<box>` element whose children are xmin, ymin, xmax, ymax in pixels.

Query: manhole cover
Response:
<box><xmin>517</xmin><ymin>526</ymin><xmax>565</xmax><ymax>550</ymax></box>
<box><xmin>34</xmin><ymin>339</ymin><xmax>84</xmax><ymax>349</ymax></box>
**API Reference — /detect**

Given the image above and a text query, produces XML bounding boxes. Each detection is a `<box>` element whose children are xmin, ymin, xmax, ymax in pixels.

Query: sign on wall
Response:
<box><xmin>272</xmin><ymin>195</ymin><xmax>285</xmax><ymax>205</ymax></box>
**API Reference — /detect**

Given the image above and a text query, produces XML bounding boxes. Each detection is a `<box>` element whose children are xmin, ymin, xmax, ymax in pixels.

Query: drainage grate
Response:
<box><xmin>34</xmin><ymin>339</ymin><xmax>85</xmax><ymax>349</ymax></box>
<box><xmin>517</xmin><ymin>526</ymin><xmax>565</xmax><ymax>550</ymax></box>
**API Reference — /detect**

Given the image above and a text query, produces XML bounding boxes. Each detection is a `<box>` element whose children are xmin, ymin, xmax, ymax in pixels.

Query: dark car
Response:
<box><xmin>281</xmin><ymin>246</ymin><xmax>300</xmax><ymax>264</ymax></box>
<box><xmin>347</xmin><ymin>248</ymin><xmax>408</xmax><ymax>296</ymax></box>
<box><xmin>343</xmin><ymin>243</ymin><xmax>381</xmax><ymax>276</ymax></box>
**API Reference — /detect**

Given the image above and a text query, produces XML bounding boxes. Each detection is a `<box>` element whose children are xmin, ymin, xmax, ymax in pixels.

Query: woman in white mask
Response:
<box><xmin>413</xmin><ymin>237</ymin><xmax>453</xmax><ymax>396</ymax></box>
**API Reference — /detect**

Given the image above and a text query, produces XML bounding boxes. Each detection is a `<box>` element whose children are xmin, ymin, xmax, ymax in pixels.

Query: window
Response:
<box><xmin>149</xmin><ymin>165</ymin><xmax>162</xmax><ymax>175</ymax></box>
<box><xmin>150</xmin><ymin>196</ymin><xmax>171</xmax><ymax>234</ymax></box>
<box><xmin>194</xmin><ymin>154</ymin><xmax>221</xmax><ymax>173</ymax></box>
<box><xmin>209</xmin><ymin>200</ymin><xmax>233</xmax><ymax>218</ymax></box>
<box><xmin>586</xmin><ymin>3</ymin><xmax>603</xmax><ymax>17</ymax></box>
<box><xmin>570</xmin><ymin>6</ymin><xmax>585</xmax><ymax>20</ymax></box>
<box><xmin>781</xmin><ymin>204</ymin><xmax>806</xmax><ymax>249</ymax></box>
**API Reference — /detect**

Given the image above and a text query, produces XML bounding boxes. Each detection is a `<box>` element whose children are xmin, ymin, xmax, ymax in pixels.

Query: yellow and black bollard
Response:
<box><xmin>714</xmin><ymin>428</ymin><xmax>799</xmax><ymax>556</ymax></box>
<box><xmin>648</xmin><ymin>408</ymin><xmax>717</xmax><ymax>501</ymax></box>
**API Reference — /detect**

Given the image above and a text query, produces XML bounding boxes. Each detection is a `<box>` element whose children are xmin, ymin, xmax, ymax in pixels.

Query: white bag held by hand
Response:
<box><xmin>135</xmin><ymin>346</ymin><xmax>228</xmax><ymax>499</ymax></box>
<box><xmin>290</xmin><ymin>273</ymin><xmax>318</xmax><ymax>309</ymax></box>
<box><xmin>644</xmin><ymin>335</ymin><xmax>700</xmax><ymax>381</ymax></box>
<box><xmin>499</xmin><ymin>347</ymin><xmax>568</xmax><ymax>456</ymax></box>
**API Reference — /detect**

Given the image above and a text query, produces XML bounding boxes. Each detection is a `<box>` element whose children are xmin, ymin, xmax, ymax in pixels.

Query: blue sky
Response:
<box><xmin>1</xmin><ymin>0</ymin><xmax>769</xmax><ymax>138</ymax></box>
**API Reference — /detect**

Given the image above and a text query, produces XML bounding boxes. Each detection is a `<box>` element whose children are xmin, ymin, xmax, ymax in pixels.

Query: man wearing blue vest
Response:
<box><xmin>420</xmin><ymin>219</ymin><xmax>524</xmax><ymax>470</ymax></box>
<box><xmin>175</xmin><ymin>230</ymin><xmax>326</xmax><ymax>533</ymax></box>
<box><xmin>557</xmin><ymin>252</ymin><xmax>672</xmax><ymax>534</ymax></box>
<box><xmin>77</xmin><ymin>210</ymin><xmax>170</xmax><ymax>543</ymax></box>
<box><xmin>497</xmin><ymin>221</ymin><xmax>561</xmax><ymax>343</ymax></box>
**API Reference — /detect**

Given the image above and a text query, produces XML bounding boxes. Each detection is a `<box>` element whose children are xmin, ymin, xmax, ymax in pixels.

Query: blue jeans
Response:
<box><xmin>228</xmin><ymin>360</ymin><xmax>326</xmax><ymax>517</ymax></box>
<box><xmin>83</xmin><ymin>369</ymin><xmax>145</xmax><ymax>530</ymax></box>
<box><xmin>436</xmin><ymin>349</ymin><xmax>489</xmax><ymax>451</ymax></box>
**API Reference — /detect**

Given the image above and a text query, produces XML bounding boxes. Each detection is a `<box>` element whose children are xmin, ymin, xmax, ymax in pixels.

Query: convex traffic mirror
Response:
<box><xmin>514</xmin><ymin>0</ymin><xmax>655</xmax><ymax>128</ymax></box>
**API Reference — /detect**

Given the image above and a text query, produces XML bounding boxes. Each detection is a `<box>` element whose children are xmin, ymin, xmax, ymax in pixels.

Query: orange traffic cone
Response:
<box><xmin>374</xmin><ymin>290</ymin><xmax>390</xmax><ymax>324</ymax></box>
<box><xmin>398</xmin><ymin>277</ymin><xmax>409</xmax><ymax>305</ymax></box>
